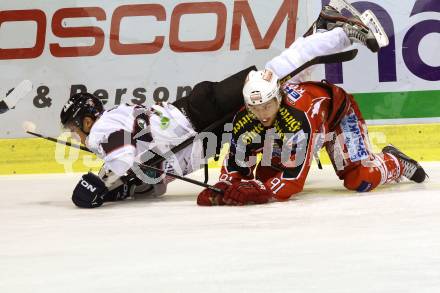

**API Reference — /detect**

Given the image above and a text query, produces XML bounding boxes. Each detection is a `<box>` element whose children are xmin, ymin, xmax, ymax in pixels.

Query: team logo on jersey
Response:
<box><xmin>284</xmin><ymin>84</ymin><xmax>304</xmax><ymax>104</ymax></box>
<box><xmin>311</xmin><ymin>97</ymin><xmax>326</xmax><ymax>118</ymax></box>
<box><xmin>136</xmin><ymin>118</ymin><xmax>147</xmax><ymax>130</ymax></box>
<box><xmin>160</xmin><ymin>116</ymin><xmax>170</xmax><ymax>130</ymax></box>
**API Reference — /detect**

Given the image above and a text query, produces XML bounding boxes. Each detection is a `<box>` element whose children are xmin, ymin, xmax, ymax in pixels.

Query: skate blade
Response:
<box><xmin>329</xmin><ymin>0</ymin><xmax>362</xmax><ymax>17</ymax></box>
<box><xmin>2</xmin><ymin>79</ymin><xmax>33</xmax><ymax>109</ymax></box>
<box><xmin>329</xmin><ymin>0</ymin><xmax>389</xmax><ymax>49</ymax></box>
<box><xmin>360</xmin><ymin>10</ymin><xmax>389</xmax><ymax>48</ymax></box>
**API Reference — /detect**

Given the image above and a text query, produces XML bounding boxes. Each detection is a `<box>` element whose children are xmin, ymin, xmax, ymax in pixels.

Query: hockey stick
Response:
<box><xmin>26</xmin><ymin>50</ymin><xmax>357</xmax><ymax>194</ymax></box>
<box><xmin>278</xmin><ymin>49</ymin><xmax>358</xmax><ymax>85</ymax></box>
<box><xmin>26</xmin><ymin>130</ymin><xmax>91</xmax><ymax>152</ymax></box>
<box><xmin>0</xmin><ymin>80</ymin><xmax>33</xmax><ymax>114</ymax></box>
<box><xmin>137</xmin><ymin>50</ymin><xmax>358</xmax><ymax>180</ymax></box>
<box><xmin>132</xmin><ymin>163</ymin><xmax>224</xmax><ymax>194</ymax></box>
<box><xmin>143</xmin><ymin>50</ymin><xmax>358</xmax><ymax>169</ymax></box>
<box><xmin>25</xmin><ymin>130</ymin><xmax>224</xmax><ymax>194</ymax></box>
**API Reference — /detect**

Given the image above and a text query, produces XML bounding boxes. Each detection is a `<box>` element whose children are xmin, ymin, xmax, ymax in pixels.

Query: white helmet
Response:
<box><xmin>243</xmin><ymin>69</ymin><xmax>281</xmax><ymax>106</ymax></box>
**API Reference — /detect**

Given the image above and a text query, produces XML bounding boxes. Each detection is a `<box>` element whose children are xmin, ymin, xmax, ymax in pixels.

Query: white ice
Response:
<box><xmin>1</xmin><ymin>163</ymin><xmax>440</xmax><ymax>293</ymax></box>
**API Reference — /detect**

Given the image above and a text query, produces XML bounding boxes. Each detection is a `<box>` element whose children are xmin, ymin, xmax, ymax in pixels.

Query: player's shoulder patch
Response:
<box><xmin>283</xmin><ymin>83</ymin><xmax>305</xmax><ymax>105</ymax></box>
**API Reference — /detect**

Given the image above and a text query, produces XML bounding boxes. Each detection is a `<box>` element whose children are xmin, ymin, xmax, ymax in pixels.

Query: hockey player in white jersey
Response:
<box><xmin>61</xmin><ymin>65</ymin><xmax>257</xmax><ymax>208</ymax></box>
<box><xmin>61</xmin><ymin>3</ymin><xmax>387</xmax><ymax>208</ymax></box>
<box><xmin>61</xmin><ymin>93</ymin><xmax>207</xmax><ymax>208</ymax></box>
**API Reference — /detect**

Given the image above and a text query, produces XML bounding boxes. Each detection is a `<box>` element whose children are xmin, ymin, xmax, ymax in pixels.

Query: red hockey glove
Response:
<box><xmin>197</xmin><ymin>181</ymin><xmax>232</xmax><ymax>206</ymax></box>
<box><xmin>223</xmin><ymin>180</ymin><xmax>273</xmax><ymax>206</ymax></box>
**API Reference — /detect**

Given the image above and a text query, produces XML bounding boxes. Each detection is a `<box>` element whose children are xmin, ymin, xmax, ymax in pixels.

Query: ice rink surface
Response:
<box><xmin>1</xmin><ymin>163</ymin><xmax>440</xmax><ymax>293</ymax></box>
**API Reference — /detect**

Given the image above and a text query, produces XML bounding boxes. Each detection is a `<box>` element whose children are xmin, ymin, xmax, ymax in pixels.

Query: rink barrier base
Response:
<box><xmin>0</xmin><ymin>123</ymin><xmax>439</xmax><ymax>175</ymax></box>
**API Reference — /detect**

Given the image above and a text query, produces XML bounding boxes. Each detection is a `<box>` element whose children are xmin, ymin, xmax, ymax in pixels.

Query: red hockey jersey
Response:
<box><xmin>221</xmin><ymin>81</ymin><xmax>353</xmax><ymax>200</ymax></box>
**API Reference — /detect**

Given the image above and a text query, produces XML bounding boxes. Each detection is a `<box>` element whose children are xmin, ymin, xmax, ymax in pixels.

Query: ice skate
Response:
<box><xmin>305</xmin><ymin>5</ymin><xmax>367</xmax><ymax>34</ymax></box>
<box><xmin>382</xmin><ymin>144</ymin><xmax>427</xmax><ymax>183</ymax></box>
<box><xmin>341</xmin><ymin>22</ymin><xmax>379</xmax><ymax>52</ymax></box>
<box><xmin>304</xmin><ymin>5</ymin><xmax>381</xmax><ymax>52</ymax></box>
<box><xmin>329</xmin><ymin>0</ymin><xmax>389</xmax><ymax>49</ymax></box>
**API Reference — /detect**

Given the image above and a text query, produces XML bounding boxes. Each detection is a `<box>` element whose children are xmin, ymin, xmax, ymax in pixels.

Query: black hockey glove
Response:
<box><xmin>104</xmin><ymin>176</ymin><xmax>138</xmax><ymax>202</ymax></box>
<box><xmin>72</xmin><ymin>172</ymin><xmax>108</xmax><ymax>208</ymax></box>
<box><xmin>73</xmin><ymin>173</ymin><xmax>142</xmax><ymax>208</ymax></box>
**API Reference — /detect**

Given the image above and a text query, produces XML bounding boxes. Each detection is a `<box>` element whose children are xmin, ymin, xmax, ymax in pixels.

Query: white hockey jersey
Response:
<box><xmin>86</xmin><ymin>103</ymin><xmax>204</xmax><ymax>182</ymax></box>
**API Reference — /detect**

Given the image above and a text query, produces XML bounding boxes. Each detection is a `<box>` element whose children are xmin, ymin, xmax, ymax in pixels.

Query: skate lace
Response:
<box><xmin>401</xmin><ymin>159</ymin><xmax>417</xmax><ymax>179</ymax></box>
<box><xmin>346</xmin><ymin>26</ymin><xmax>367</xmax><ymax>45</ymax></box>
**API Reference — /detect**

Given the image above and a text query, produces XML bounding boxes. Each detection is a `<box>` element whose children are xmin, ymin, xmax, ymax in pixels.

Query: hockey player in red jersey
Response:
<box><xmin>198</xmin><ymin>72</ymin><xmax>427</xmax><ymax>206</ymax></box>
<box><xmin>197</xmin><ymin>9</ymin><xmax>427</xmax><ymax>206</ymax></box>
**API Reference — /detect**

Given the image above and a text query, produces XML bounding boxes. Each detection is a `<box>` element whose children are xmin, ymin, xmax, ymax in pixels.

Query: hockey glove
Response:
<box><xmin>223</xmin><ymin>180</ymin><xmax>273</xmax><ymax>206</ymax></box>
<box><xmin>73</xmin><ymin>173</ymin><xmax>142</xmax><ymax>208</ymax></box>
<box><xmin>72</xmin><ymin>172</ymin><xmax>108</xmax><ymax>208</ymax></box>
<box><xmin>197</xmin><ymin>181</ymin><xmax>232</xmax><ymax>206</ymax></box>
<box><xmin>104</xmin><ymin>176</ymin><xmax>138</xmax><ymax>202</ymax></box>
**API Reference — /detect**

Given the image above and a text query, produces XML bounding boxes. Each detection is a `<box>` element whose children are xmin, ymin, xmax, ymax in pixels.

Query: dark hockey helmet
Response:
<box><xmin>60</xmin><ymin>92</ymin><xmax>104</xmax><ymax>131</ymax></box>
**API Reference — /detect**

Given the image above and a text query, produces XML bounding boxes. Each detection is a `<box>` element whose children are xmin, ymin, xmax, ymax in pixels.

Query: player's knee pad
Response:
<box><xmin>342</xmin><ymin>165</ymin><xmax>381</xmax><ymax>192</ymax></box>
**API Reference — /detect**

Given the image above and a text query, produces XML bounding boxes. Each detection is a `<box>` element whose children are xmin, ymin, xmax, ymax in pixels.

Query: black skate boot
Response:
<box><xmin>303</xmin><ymin>5</ymin><xmax>379</xmax><ymax>52</ymax></box>
<box><xmin>382</xmin><ymin>144</ymin><xmax>427</xmax><ymax>183</ymax></box>
<box><xmin>341</xmin><ymin>23</ymin><xmax>379</xmax><ymax>52</ymax></box>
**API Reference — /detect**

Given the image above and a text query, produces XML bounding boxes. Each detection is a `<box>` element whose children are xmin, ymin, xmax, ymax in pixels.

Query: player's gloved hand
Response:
<box><xmin>223</xmin><ymin>180</ymin><xmax>273</xmax><ymax>206</ymax></box>
<box><xmin>73</xmin><ymin>173</ymin><xmax>141</xmax><ymax>208</ymax></box>
<box><xmin>197</xmin><ymin>181</ymin><xmax>232</xmax><ymax>206</ymax></box>
<box><xmin>104</xmin><ymin>176</ymin><xmax>138</xmax><ymax>202</ymax></box>
<box><xmin>72</xmin><ymin>172</ymin><xmax>108</xmax><ymax>208</ymax></box>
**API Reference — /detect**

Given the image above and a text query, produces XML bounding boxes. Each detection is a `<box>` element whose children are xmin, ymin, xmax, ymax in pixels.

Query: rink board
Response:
<box><xmin>0</xmin><ymin>0</ymin><xmax>439</xmax><ymax>138</ymax></box>
<box><xmin>1</xmin><ymin>0</ymin><xmax>439</xmax><ymax>174</ymax></box>
<box><xmin>0</xmin><ymin>123</ymin><xmax>439</xmax><ymax>175</ymax></box>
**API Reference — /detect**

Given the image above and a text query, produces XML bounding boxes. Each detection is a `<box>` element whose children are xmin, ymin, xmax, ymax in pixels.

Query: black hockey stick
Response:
<box><xmin>25</xmin><ymin>131</ymin><xmax>224</xmax><ymax>194</ymax></box>
<box><xmin>139</xmin><ymin>50</ymin><xmax>358</xmax><ymax>177</ymax></box>
<box><xmin>131</xmin><ymin>163</ymin><xmax>224</xmax><ymax>194</ymax></box>
<box><xmin>143</xmin><ymin>51</ymin><xmax>358</xmax><ymax>170</ymax></box>
<box><xmin>27</xmin><ymin>51</ymin><xmax>357</xmax><ymax>194</ymax></box>
<box><xmin>146</xmin><ymin>50</ymin><xmax>359</xmax><ymax>166</ymax></box>
<box><xmin>26</xmin><ymin>130</ymin><xmax>91</xmax><ymax>152</ymax></box>
<box><xmin>278</xmin><ymin>49</ymin><xmax>358</xmax><ymax>85</ymax></box>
